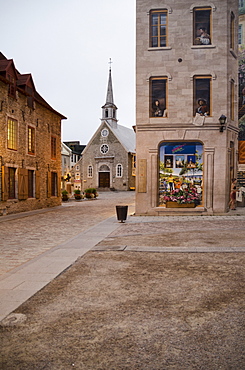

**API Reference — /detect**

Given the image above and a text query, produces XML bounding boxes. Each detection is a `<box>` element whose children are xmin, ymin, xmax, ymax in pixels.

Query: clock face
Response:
<box><xmin>100</xmin><ymin>144</ymin><xmax>109</xmax><ymax>154</ymax></box>
<box><xmin>101</xmin><ymin>128</ymin><xmax>109</xmax><ymax>137</ymax></box>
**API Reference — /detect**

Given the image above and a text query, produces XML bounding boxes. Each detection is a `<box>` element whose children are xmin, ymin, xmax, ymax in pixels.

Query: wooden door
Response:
<box><xmin>99</xmin><ymin>172</ymin><xmax>110</xmax><ymax>188</ymax></box>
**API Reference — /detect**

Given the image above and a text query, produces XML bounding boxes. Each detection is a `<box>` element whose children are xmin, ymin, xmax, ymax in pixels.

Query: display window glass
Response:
<box><xmin>159</xmin><ymin>142</ymin><xmax>203</xmax><ymax>207</ymax></box>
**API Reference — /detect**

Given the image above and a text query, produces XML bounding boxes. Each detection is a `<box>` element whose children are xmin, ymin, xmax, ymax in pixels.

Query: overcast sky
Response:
<box><xmin>2</xmin><ymin>0</ymin><xmax>136</xmax><ymax>145</ymax></box>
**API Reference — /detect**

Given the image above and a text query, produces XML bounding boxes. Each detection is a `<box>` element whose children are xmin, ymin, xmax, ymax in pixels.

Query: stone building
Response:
<box><xmin>0</xmin><ymin>52</ymin><xmax>66</xmax><ymax>215</ymax></box>
<box><xmin>135</xmin><ymin>0</ymin><xmax>239</xmax><ymax>215</ymax></box>
<box><xmin>77</xmin><ymin>67</ymin><xmax>136</xmax><ymax>192</ymax></box>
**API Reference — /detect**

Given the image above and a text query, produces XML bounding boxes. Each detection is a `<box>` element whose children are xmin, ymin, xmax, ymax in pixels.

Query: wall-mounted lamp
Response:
<box><xmin>219</xmin><ymin>115</ymin><xmax>227</xmax><ymax>132</ymax></box>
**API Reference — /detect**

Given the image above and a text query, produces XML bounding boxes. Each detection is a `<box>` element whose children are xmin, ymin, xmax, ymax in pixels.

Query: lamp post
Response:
<box><xmin>219</xmin><ymin>114</ymin><xmax>227</xmax><ymax>132</ymax></box>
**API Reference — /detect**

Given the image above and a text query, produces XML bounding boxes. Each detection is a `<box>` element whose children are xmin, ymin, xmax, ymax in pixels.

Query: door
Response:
<box><xmin>99</xmin><ymin>172</ymin><xmax>110</xmax><ymax>187</ymax></box>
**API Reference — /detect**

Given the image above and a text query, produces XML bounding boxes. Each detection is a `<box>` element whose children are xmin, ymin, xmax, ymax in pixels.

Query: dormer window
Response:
<box><xmin>7</xmin><ymin>74</ymin><xmax>16</xmax><ymax>98</ymax></box>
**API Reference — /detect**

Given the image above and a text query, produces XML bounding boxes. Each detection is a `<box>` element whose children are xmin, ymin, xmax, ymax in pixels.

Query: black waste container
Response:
<box><xmin>116</xmin><ymin>205</ymin><xmax>128</xmax><ymax>223</ymax></box>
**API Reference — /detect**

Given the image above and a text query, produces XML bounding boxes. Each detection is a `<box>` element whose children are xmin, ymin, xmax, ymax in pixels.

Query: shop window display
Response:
<box><xmin>159</xmin><ymin>142</ymin><xmax>203</xmax><ymax>207</ymax></box>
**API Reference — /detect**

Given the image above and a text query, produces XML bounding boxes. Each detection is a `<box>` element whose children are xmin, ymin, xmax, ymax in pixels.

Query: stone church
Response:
<box><xmin>77</xmin><ymin>67</ymin><xmax>136</xmax><ymax>192</ymax></box>
<box><xmin>135</xmin><ymin>0</ymin><xmax>239</xmax><ymax>215</ymax></box>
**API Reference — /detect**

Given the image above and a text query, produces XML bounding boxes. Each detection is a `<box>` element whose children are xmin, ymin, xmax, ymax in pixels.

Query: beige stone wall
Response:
<box><xmin>136</xmin><ymin>0</ymin><xmax>239</xmax><ymax>214</ymax></box>
<box><xmin>0</xmin><ymin>80</ymin><xmax>62</xmax><ymax>215</ymax></box>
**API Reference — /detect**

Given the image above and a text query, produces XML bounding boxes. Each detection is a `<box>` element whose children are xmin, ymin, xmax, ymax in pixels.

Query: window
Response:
<box><xmin>28</xmin><ymin>170</ymin><xmax>34</xmax><ymax>198</ymax></box>
<box><xmin>193</xmin><ymin>76</ymin><xmax>211</xmax><ymax>116</ymax></box>
<box><xmin>150</xmin><ymin>10</ymin><xmax>168</xmax><ymax>47</ymax></box>
<box><xmin>116</xmin><ymin>164</ymin><xmax>123</xmax><ymax>177</ymax></box>
<box><xmin>230</xmin><ymin>79</ymin><xmax>235</xmax><ymax>121</ymax></box>
<box><xmin>7</xmin><ymin>74</ymin><xmax>16</xmax><ymax>98</ymax></box>
<box><xmin>7</xmin><ymin>118</ymin><xmax>17</xmax><ymax>150</ymax></box>
<box><xmin>101</xmin><ymin>128</ymin><xmax>109</xmax><ymax>137</ymax></box>
<box><xmin>230</xmin><ymin>12</ymin><xmax>235</xmax><ymax>50</ymax></box>
<box><xmin>51</xmin><ymin>136</ymin><xmax>56</xmax><ymax>159</ymax></box>
<box><xmin>28</xmin><ymin>126</ymin><xmax>35</xmax><ymax>154</ymax></box>
<box><xmin>75</xmin><ymin>173</ymin><xmax>80</xmax><ymax>180</ymax></box>
<box><xmin>132</xmin><ymin>155</ymin><xmax>136</xmax><ymax>176</ymax></box>
<box><xmin>193</xmin><ymin>7</ymin><xmax>211</xmax><ymax>45</ymax></box>
<box><xmin>76</xmin><ymin>165</ymin><xmax>80</xmax><ymax>170</ymax></box>
<box><xmin>51</xmin><ymin>172</ymin><xmax>58</xmax><ymax>196</ymax></box>
<box><xmin>239</xmin><ymin>24</ymin><xmax>242</xmax><ymax>45</ymax></box>
<box><xmin>8</xmin><ymin>167</ymin><xmax>16</xmax><ymax>199</ymax></box>
<box><xmin>150</xmin><ymin>77</ymin><xmax>167</xmax><ymax>117</ymax></box>
<box><xmin>88</xmin><ymin>165</ymin><xmax>93</xmax><ymax>177</ymax></box>
<box><xmin>100</xmin><ymin>144</ymin><xmax>109</xmax><ymax>154</ymax></box>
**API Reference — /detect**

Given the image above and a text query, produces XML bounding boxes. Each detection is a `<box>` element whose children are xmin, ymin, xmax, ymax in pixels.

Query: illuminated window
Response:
<box><xmin>28</xmin><ymin>126</ymin><xmax>35</xmax><ymax>154</ymax></box>
<box><xmin>150</xmin><ymin>77</ymin><xmax>167</xmax><ymax>117</ymax></box>
<box><xmin>193</xmin><ymin>76</ymin><xmax>211</xmax><ymax>116</ymax></box>
<box><xmin>51</xmin><ymin>136</ymin><xmax>57</xmax><ymax>159</ymax></box>
<box><xmin>193</xmin><ymin>7</ymin><xmax>211</xmax><ymax>45</ymax></box>
<box><xmin>150</xmin><ymin>10</ymin><xmax>168</xmax><ymax>47</ymax></box>
<box><xmin>7</xmin><ymin>118</ymin><xmax>17</xmax><ymax>150</ymax></box>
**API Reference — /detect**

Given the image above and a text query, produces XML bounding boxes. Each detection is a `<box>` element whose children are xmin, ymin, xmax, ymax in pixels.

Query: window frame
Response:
<box><xmin>150</xmin><ymin>9</ymin><xmax>168</xmax><ymax>48</ymax></box>
<box><xmin>28</xmin><ymin>126</ymin><xmax>35</xmax><ymax>155</ymax></box>
<box><xmin>193</xmin><ymin>7</ymin><xmax>212</xmax><ymax>46</ymax></box>
<box><xmin>28</xmin><ymin>170</ymin><xmax>34</xmax><ymax>198</ymax></box>
<box><xmin>230</xmin><ymin>12</ymin><xmax>235</xmax><ymax>50</ymax></box>
<box><xmin>8</xmin><ymin>167</ymin><xmax>16</xmax><ymax>199</ymax></box>
<box><xmin>116</xmin><ymin>164</ymin><xmax>123</xmax><ymax>178</ymax></box>
<box><xmin>150</xmin><ymin>77</ymin><xmax>168</xmax><ymax>118</ymax></box>
<box><xmin>88</xmin><ymin>165</ymin><xmax>93</xmax><ymax>178</ymax></box>
<box><xmin>7</xmin><ymin>118</ymin><xmax>18</xmax><ymax>150</ymax></box>
<box><xmin>51</xmin><ymin>136</ymin><xmax>57</xmax><ymax>159</ymax></box>
<box><xmin>193</xmin><ymin>75</ymin><xmax>212</xmax><ymax>117</ymax></box>
<box><xmin>51</xmin><ymin>172</ymin><xmax>58</xmax><ymax>196</ymax></box>
<box><xmin>230</xmin><ymin>79</ymin><xmax>235</xmax><ymax>121</ymax></box>
<box><xmin>100</xmin><ymin>144</ymin><xmax>109</xmax><ymax>154</ymax></box>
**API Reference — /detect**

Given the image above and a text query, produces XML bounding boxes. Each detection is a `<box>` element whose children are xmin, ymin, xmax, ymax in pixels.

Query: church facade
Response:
<box><xmin>77</xmin><ymin>67</ymin><xmax>136</xmax><ymax>192</ymax></box>
<box><xmin>135</xmin><ymin>0</ymin><xmax>239</xmax><ymax>215</ymax></box>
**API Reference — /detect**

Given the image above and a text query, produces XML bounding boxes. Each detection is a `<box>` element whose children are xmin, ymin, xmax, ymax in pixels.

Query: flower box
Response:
<box><xmin>166</xmin><ymin>201</ymin><xmax>196</xmax><ymax>208</ymax></box>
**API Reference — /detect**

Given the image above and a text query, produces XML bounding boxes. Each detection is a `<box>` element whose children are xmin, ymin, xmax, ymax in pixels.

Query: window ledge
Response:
<box><xmin>148</xmin><ymin>47</ymin><xmax>172</xmax><ymax>51</ymax></box>
<box><xmin>191</xmin><ymin>45</ymin><xmax>216</xmax><ymax>49</ymax></box>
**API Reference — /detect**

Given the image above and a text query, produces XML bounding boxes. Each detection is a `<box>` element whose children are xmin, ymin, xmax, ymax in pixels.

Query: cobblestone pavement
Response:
<box><xmin>0</xmin><ymin>192</ymin><xmax>135</xmax><ymax>276</ymax></box>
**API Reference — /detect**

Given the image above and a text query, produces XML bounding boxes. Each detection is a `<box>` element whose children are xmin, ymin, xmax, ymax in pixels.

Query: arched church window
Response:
<box><xmin>88</xmin><ymin>165</ymin><xmax>93</xmax><ymax>178</ymax></box>
<box><xmin>105</xmin><ymin>109</ymin><xmax>108</xmax><ymax>118</ymax></box>
<box><xmin>116</xmin><ymin>164</ymin><xmax>123</xmax><ymax>177</ymax></box>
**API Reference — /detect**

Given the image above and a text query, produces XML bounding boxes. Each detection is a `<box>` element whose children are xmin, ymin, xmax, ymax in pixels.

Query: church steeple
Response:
<box><xmin>101</xmin><ymin>59</ymin><xmax>118</xmax><ymax>128</ymax></box>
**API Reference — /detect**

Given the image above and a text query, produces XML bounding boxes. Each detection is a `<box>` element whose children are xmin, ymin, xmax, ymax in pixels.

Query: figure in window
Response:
<box><xmin>152</xmin><ymin>99</ymin><xmax>167</xmax><ymax>117</ymax></box>
<box><xmin>195</xmin><ymin>27</ymin><xmax>211</xmax><ymax>45</ymax></box>
<box><xmin>196</xmin><ymin>98</ymin><xmax>209</xmax><ymax>116</ymax></box>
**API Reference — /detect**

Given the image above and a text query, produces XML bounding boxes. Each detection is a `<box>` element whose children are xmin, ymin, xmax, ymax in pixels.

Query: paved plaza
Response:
<box><xmin>0</xmin><ymin>192</ymin><xmax>245</xmax><ymax>369</ymax></box>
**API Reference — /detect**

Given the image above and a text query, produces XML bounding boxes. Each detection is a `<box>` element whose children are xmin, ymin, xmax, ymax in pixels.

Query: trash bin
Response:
<box><xmin>116</xmin><ymin>205</ymin><xmax>128</xmax><ymax>223</ymax></box>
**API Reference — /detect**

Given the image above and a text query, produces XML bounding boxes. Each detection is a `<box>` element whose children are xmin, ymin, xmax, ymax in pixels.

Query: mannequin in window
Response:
<box><xmin>153</xmin><ymin>98</ymin><xmax>167</xmax><ymax>117</ymax></box>
<box><xmin>196</xmin><ymin>98</ymin><xmax>209</xmax><ymax>116</ymax></box>
<box><xmin>195</xmin><ymin>27</ymin><xmax>210</xmax><ymax>45</ymax></box>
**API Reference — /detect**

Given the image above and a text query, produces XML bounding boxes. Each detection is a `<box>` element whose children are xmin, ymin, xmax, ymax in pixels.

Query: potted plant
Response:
<box><xmin>74</xmin><ymin>189</ymin><xmax>82</xmax><ymax>200</ymax></box>
<box><xmin>84</xmin><ymin>188</ymin><xmax>98</xmax><ymax>199</ymax></box>
<box><xmin>61</xmin><ymin>190</ymin><xmax>69</xmax><ymax>201</ymax></box>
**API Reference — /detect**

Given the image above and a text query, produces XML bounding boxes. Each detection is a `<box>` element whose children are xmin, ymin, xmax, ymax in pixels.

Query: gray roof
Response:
<box><xmin>107</xmin><ymin>121</ymin><xmax>135</xmax><ymax>153</ymax></box>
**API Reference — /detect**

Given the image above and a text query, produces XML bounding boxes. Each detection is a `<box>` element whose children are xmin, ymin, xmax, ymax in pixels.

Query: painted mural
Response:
<box><xmin>159</xmin><ymin>142</ymin><xmax>203</xmax><ymax>207</ymax></box>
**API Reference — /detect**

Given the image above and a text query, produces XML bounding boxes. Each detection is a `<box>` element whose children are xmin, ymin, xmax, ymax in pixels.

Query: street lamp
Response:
<box><xmin>219</xmin><ymin>114</ymin><xmax>227</xmax><ymax>132</ymax></box>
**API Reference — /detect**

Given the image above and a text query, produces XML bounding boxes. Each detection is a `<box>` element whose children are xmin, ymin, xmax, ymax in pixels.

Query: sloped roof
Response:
<box><xmin>107</xmin><ymin>121</ymin><xmax>135</xmax><ymax>153</ymax></box>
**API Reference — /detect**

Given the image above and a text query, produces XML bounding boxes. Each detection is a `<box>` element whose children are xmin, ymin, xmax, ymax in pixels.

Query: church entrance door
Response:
<box><xmin>99</xmin><ymin>172</ymin><xmax>110</xmax><ymax>188</ymax></box>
